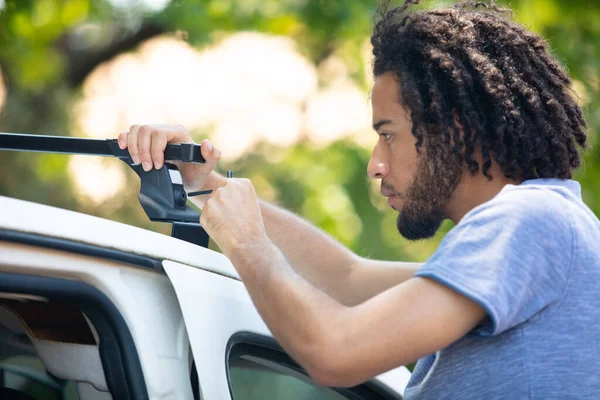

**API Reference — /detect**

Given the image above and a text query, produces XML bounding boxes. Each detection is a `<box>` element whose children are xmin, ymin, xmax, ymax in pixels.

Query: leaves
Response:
<box><xmin>0</xmin><ymin>0</ymin><xmax>598</xmax><ymax>261</ymax></box>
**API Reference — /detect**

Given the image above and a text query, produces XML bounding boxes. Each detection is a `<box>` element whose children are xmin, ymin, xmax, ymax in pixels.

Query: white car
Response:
<box><xmin>0</xmin><ymin>133</ymin><xmax>411</xmax><ymax>399</ymax></box>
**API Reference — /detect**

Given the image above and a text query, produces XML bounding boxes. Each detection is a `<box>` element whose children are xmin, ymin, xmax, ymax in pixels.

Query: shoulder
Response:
<box><xmin>443</xmin><ymin>184</ymin><xmax>574</xmax><ymax>257</ymax></box>
<box><xmin>461</xmin><ymin>184</ymin><xmax>572</xmax><ymax>232</ymax></box>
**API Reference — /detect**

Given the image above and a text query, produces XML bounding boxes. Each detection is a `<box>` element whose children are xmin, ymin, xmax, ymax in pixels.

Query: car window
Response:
<box><xmin>0</xmin><ymin>271</ymin><xmax>150</xmax><ymax>400</ymax></box>
<box><xmin>0</xmin><ymin>299</ymin><xmax>85</xmax><ymax>400</ymax></box>
<box><xmin>229</xmin><ymin>356</ymin><xmax>347</xmax><ymax>400</ymax></box>
<box><xmin>227</xmin><ymin>337</ymin><xmax>402</xmax><ymax>400</ymax></box>
<box><xmin>0</xmin><ymin>356</ymin><xmax>78</xmax><ymax>400</ymax></box>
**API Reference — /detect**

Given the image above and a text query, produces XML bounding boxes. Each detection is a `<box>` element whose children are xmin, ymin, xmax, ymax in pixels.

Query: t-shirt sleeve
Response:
<box><xmin>414</xmin><ymin>188</ymin><xmax>574</xmax><ymax>336</ymax></box>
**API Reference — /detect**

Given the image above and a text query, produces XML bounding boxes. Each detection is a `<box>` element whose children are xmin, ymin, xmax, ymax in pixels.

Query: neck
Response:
<box><xmin>447</xmin><ymin>166</ymin><xmax>522</xmax><ymax>223</ymax></box>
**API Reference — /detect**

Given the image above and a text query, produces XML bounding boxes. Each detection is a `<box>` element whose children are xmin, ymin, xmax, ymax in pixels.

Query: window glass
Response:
<box><xmin>0</xmin><ymin>277</ymin><xmax>146</xmax><ymax>400</ymax></box>
<box><xmin>0</xmin><ymin>356</ymin><xmax>78</xmax><ymax>400</ymax></box>
<box><xmin>229</xmin><ymin>356</ymin><xmax>347</xmax><ymax>400</ymax></box>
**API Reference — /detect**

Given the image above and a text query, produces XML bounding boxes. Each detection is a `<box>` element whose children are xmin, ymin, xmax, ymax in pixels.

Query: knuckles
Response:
<box><xmin>138</xmin><ymin>125</ymin><xmax>152</xmax><ymax>137</ymax></box>
<box><xmin>150</xmin><ymin>129</ymin><xmax>161</xmax><ymax>141</ymax></box>
<box><xmin>239</xmin><ymin>178</ymin><xmax>256</xmax><ymax>194</ymax></box>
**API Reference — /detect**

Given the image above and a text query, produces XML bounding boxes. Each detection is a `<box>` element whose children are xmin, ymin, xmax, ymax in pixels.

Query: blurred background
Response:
<box><xmin>0</xmin><ymin>0</ymin><xmax>598</xmax><ymax>262</ymax></box>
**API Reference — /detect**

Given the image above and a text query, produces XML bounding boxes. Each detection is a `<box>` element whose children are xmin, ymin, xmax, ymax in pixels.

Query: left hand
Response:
<box><xmin>200</xmin><ymin>178</ymin><xmax>269</xmax><ymax>258</ymax></box>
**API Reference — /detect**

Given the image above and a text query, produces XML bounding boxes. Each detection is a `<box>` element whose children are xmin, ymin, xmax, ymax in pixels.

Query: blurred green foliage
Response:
<box><xmin>0</xmin><ymin>0</ymin><xmax>598</xmax><ymax>262</ymax></box>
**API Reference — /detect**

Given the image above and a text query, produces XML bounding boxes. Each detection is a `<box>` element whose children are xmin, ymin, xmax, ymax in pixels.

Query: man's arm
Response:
<box><xmin>192</xmin><ymin>177</ymin><xmax>421</xmax><ymax>306</ymax></box>
<box><xmin>260</xmin><ymin>200</ymin><xmax>422</xmax><ymax>306</ymax></box>
<box><xmin>228</xmin><ymin>238</ymin><xmax>485</xmax><ymax>388</ymax></box>
<box><xmin>117</xmin><ymin>125</ymin><xmax>419</xmax><ymax>306</ymax></box>
<box><xmin>200</xmin><ymin>179</ymin><xmax>486</xmax><ymax>388</ymax></box>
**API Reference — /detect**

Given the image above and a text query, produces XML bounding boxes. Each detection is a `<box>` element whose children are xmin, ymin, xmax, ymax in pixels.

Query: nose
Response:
<box><xmin>368</xmin><ymin>146</ymin><xmax>389</xmax><ymax>180</ymax></box>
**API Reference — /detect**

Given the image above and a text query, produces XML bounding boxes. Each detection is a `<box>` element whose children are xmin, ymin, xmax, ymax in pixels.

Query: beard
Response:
<box><xmin>388</xmin><ymin>147</ymin><xmax>462</xmax><ymax>241</ymax></box>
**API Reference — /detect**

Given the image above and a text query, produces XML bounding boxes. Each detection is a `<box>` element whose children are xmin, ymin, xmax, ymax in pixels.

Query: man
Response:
<box><xmin>118</xmin><ymin>0</ymin><xmax>599</xmax><ymax>398</ymax></box>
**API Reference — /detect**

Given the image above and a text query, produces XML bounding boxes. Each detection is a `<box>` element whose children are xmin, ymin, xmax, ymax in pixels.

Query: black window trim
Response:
<box><xmin>0</xmin><ymin>271</ymin><xmax>149</xmax><ymax>400</ymax></box>
<box><xmin>225</xmin><ymin>332</ymin><xmax>403</xmax><ymax>400</ymax></box>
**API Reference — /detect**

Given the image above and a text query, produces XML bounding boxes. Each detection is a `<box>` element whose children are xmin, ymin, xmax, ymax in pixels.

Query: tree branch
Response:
<box><xmin>64</xmin><ymin>22</ymin><xmax>166</xmax><ymax>87</ymax></box>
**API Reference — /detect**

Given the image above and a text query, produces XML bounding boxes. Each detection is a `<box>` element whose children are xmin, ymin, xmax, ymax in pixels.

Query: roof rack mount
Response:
<box><xmin>0</xmin><ymin>132</ymin><xmax>210</xmax><ymax>248</ymax></box>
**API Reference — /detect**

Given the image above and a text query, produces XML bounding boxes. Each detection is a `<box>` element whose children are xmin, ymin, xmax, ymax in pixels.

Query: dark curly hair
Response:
<box><xmin>371</xmin><ymin>0</ymin><xmax>587</xmax><ymax>180</ymax></box>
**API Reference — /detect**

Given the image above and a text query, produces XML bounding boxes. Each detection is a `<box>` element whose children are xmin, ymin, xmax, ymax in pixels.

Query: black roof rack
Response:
<box><xmin>0</xmin><ymin>132</ymin><xmax>210</xmax><ymax>248</ymax></box>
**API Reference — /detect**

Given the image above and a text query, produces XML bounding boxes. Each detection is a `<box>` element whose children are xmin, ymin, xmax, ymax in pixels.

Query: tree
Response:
<box><xmin>1</xmin><ymin>0</ymin><xmax>598</xmax><ymax>261</ymax></box>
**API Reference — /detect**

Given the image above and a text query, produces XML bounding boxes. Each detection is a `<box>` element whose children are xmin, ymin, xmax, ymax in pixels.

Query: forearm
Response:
<box><xmin>261</xmin><ymin>201</ymin><xmax>424</xmax><ymax>305</ymax></box>
<box><xmin>259</xmin><ymin>200</ymin><xmax>358</xmax><ymax>302</ymax></box>
<box><xmin>191</xmin><ymin>173</ymin><xmax>420</xmax><ymax>305</ymax></box>
<box><xmin>190</xmin><ymin>174</ymin><xmax>356</xmax><ymax>300</ymax></box>
<box><xmin>229</xmin><ymin>239</ymin><xmax>346</xmax><ymax>382</ymax></box>
<box><xmin>227</xmin><ymin>239</ymin><xmax>486</xmax><ymax>388</ymax></box>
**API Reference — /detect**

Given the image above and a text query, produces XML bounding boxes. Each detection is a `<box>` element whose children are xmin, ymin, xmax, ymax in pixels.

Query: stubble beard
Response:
<box><xmin>395</xmin><ymin>151</ymin><xmax>462</xmax><ymax>241</ymax></box>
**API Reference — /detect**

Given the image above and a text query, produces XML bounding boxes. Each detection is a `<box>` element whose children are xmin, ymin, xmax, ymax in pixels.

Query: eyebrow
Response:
<box><xmin>373</xmin><ymin>119</ymin><xmax>393</xmax><ymax>132</ymax></box>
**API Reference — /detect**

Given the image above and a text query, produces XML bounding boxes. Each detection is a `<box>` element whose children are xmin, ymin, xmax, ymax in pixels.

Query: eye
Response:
<box><xmin>380</xmin><ymin>132</ymin><xmax>393</xmax><ymax>141</ymax></box>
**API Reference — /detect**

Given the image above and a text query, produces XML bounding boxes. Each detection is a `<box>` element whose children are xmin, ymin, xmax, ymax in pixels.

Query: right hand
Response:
<box><xmin>117</xmin><ymin>124</ymin><xmax>224</xmax><ymax>192</ymax></box>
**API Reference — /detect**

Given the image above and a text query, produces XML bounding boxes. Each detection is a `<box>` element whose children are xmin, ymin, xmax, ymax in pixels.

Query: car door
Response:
<box><xmin>164</xmin><ymin>260</ymin><xmax>410</xmax><ymax>400</ymax></box>
<box><xmin>0</xmin><ymin>219</ymin><xmax>195</xmax><ymax>399</ymax></box>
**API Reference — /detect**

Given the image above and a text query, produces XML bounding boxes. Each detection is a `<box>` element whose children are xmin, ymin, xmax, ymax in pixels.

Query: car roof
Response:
<box><xmin>0</xmin><ymin>195</ymin><xmax>240</xmax><ymax>280</ymax></box>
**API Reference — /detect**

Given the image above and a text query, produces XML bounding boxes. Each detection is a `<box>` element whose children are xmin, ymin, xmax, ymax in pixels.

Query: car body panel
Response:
<box><xmin>164</xmin><ymin>260</ymin><xmax>411</xmax><ymax>399</ymax></box>
<box><xmin>165</xmin><ymin>260</ymin><xmax>270</xmax><ymax>399</ymax></box>
<box><xmin>0</xmin><ymin>196</ymin><xmax>411</xmax><ymax>399</ymax></box>
<box><xmin>0</xmin><ymin>240</ymin><xmax>192</xmax><ymax>399</ymax></box>
<box><xmin>0</xmin><ymin>195</ymin><xmax>239</xmax><ymax>279</ymax></box>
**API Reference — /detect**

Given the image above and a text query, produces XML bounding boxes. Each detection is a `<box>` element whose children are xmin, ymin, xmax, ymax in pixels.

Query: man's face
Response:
<box><xmin>368</xmin><ymin>72</ymin><xmax>462</xmax><ymax>240</ymax></box>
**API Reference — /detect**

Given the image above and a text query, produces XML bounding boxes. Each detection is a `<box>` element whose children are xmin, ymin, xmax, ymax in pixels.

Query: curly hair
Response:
<box><xmin>371</xmin><ymin>0</ymin><xmax>587</xmax><ymax>180</ymax></box>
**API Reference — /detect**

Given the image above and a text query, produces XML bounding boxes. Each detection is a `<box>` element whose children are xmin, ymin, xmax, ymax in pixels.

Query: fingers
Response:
<box><xmin>118</xmin><ymin>124</ymin><xmax>216</xmax><ymax>173</ymax></box>
<box><xmin>138</xmin><ymin>125</ymin><xmax>154</xmax><ymax>171</ymax></box>
<box><xmin>127</xmin><ymin>125</ymin><xmax>141</xmax><ymax>165</ymax></box>
<box><xmin>201</xmin><ymin>139</ymin><xmax>221</xmax><ymax>166</ymax></box>
<box><xmin>122</xmin><ymin>124</ymin><xmax>168</xmax><ymax>171</ymax></box>
<box><xmin>118</xmin><ymin>132</ymin><xmax>128</xmax><ymax>150</ymax></box>
<box><xmin>199</xmin><ymin>178</ymin><xmax>264</xmax><ymax>254</ymax></box>
<box><xmin>151</xmin><ymin>130</ymin><xmax>168</xmax><ymax>170</ymax></box>
<box><xmin>205</xmin><ymin>179</ymin><xmax>255</xmax><ymax>202</ymax></box>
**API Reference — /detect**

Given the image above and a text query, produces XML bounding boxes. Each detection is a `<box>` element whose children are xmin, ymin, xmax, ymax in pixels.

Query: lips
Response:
<box><xmin>380</xmin><ymin>188</ymin><xmax>396</xmax><ymax>198</ymax></box>
<box><xmin>381</xmin><ymin>186</ymin><xmax>395</xmax><ymax>197</ymax></box>
<box><xmin>380</xmin><ymin>184</ymin><xmax>399</xmax><ymax>209</ymax></box>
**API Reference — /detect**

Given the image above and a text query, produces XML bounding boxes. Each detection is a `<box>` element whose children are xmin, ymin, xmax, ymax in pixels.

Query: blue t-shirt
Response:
<box><xmin>405</xmin><ymin>179</ymin><xmax>600</xmax><ymax>399</ymax></box>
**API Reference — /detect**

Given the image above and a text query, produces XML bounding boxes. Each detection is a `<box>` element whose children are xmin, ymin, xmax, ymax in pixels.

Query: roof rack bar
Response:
<box><xmin>0</xmin><ymin>133</ymin><xmax>206</xmax><ymax>163</ymax></box>
<box><xmin>0</xmin><ymin>132</ymin><xmax>211</xmax><ymax>248</ymax></box>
